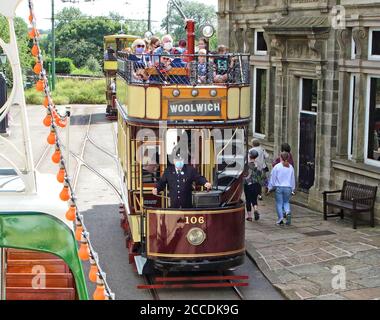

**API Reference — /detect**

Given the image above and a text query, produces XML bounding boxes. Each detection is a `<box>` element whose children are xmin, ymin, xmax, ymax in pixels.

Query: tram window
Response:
<box><xmin>141</xmin><ymin>145</ymin><xmax>160</xmax><ymax>183</ymax></box>
<box><xmin>165</xmin><ymin>129</ymin><xmax>196</xmax><ymax>165</ymax></box>
<box><xmin>213</xmin><ymin>129</ymin><xmax>245</xmax><ymax>189</ymax></box>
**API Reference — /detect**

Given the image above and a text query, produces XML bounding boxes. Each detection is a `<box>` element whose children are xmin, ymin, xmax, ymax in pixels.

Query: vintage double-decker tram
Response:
<box><xmin>103</xmin><ymin>34</ymin><xmax>138</xmax><ymax>119</ymax></box>
<box><xmin>115</xmin><ymin>26</ymin><xmax>251</xmax><ymax>277</ymax></box>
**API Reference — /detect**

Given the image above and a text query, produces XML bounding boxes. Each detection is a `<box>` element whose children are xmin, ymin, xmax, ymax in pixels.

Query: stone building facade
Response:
<box><xmin>218</xmin><ymin>0</ymin><xmax>380</xmax><ymax>221</ymax></box>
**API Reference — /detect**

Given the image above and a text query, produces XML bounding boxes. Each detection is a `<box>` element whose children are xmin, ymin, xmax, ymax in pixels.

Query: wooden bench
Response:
<box><xmin>323</xmin><ymin>180</ymin><xmax>378</xmax><ymax>229</ymax></box>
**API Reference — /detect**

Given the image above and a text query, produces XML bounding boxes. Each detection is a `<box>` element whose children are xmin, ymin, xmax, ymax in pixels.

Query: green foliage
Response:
<box><xmin>85</xmin><ymin>55</ymin><xmax>101</xmax><ymax>73</ymax></box>
<box><xmin>25</xmin><ymin>78</ymin><xmax>106</xmax><ymax>105</ymax></box>
<box><xmin>54</xmin><ymin>8</ymin><xmax>122</xmax><ymax>68</ymax></box>
<box><xmin>71</xmin><ymin>67</ymin><xmax>102</xmax><ymax>77</ymax></box>
<box><xmin>161</xmin><ymin>0</ymin><xmax>217</xmax><ymax>44</ymax></box>
<box><xmin>0</xmin><ymin>16</ymin><xmax>33</xmax><ymax>83</ymax></box>
<box><xmin>44</xmin><ymin>57</ymin><xmax>75</xmax><ymax>74</ymax></box>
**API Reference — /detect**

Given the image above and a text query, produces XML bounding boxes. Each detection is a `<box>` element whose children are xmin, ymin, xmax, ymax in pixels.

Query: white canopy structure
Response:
<box><xmin>0</xmin><ymin>0</ymin><xmax>36</xmax><ymax>194</ymax></box>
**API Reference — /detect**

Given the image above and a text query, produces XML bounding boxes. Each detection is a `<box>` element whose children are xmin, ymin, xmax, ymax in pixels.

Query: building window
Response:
<box><xmin>366</xmin><ymin>77</ymin><xmax>380</xmax><ymax>165</ymax></box>
<box><xmin>254</xmin><ymin>30</ymin><xmax>267</xmax><ymax>56</ymax></box>
<box><xmin>348</xmin><ymin>75</ymin><xmax>356</xmax><ymax>159</ymax></box>
<box><xmin>369</xmin><ymin>28</ymin><xmax>380</xmax><ymax>60</ymax></box>
<box><xmin>253</xmin><ymin>68</ymin><xmax>267</xmax><ymax>136</ymax></box>
<box><xmin>300</xmin><ymin>79</ymin><xmax>318</xmax><ymax>113</ymax></box>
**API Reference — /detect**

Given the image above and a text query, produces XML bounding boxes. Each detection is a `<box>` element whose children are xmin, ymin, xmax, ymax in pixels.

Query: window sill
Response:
<box><xmin>332</xmin><ymin>159</ymin><xmax>380</xmax><ymax>180</ymax></box>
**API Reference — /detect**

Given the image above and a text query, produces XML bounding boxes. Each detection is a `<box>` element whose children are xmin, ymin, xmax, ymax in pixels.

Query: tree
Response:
<box><xmin>0</xmin><ymin>16</ymin><xmax>33</xmax><ymax>85</ymax></box>
<box><xmin>54</xmin><ymin>9</ymin><xmax>121</xmax><ymax>67</ymax></box>
<box><xmin>161</xmin><ymin>0</ymin><xmax>217</xmax><ymax>48</ymax></box>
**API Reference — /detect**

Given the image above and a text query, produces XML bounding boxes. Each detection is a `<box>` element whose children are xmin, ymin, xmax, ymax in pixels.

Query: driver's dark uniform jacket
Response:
<box><xmin>155</xmin><ymin>164</ymin><xmax>208</xmax><ymax>208</ymax></box>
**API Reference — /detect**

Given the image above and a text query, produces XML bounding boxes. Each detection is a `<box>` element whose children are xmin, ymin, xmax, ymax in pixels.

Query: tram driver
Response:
<box><xmin>152</xmin><ymin>154</ymin><xmax>212</xmax><ymax>208</ymax></box>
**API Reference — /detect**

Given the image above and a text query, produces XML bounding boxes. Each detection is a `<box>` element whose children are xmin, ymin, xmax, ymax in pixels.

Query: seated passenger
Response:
<box><xmin>104</xmin><ymin>46</ymin><xmax>116</xmax><ymax>61</ymax></box>
<box><xmin>197</xmin><ymin>49</ymin><xmax>215</xmax><ymax>84</ymax></box>
<box><xmin>129</xmin><ymin>39</ymin><xmax>149</xmax><ymax>82</ymax></box>
<box><xmin>152</xmin><ymin>34</ymin><xmax>175</xmax><ymax>64</ymax></box>
<box><xmin>155</xmin><ymin>53</ymin><xmax>173</xmax><ymax>84</ymax></box>
<box><xmin>213</xmin><ymin>45</ymin><xmax>238</xmax><ymax>83</ymax></box>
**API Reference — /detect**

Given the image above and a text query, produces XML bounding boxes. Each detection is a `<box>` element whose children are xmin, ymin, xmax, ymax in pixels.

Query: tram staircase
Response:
<box><xmin>4</xmin><ymin>249</ymin><xmax>77</xmax><ymax>300</ymax></box>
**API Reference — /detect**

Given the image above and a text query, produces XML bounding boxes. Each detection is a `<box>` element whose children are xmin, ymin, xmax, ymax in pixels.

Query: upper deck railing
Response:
<box><xmin>116</xmin><ymin>52</ymin><xmax>250</xmax><ymax>86</ymax></box>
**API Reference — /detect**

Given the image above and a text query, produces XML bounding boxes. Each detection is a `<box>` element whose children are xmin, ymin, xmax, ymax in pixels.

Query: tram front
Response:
<box><xmin>116</xmin><ymin>49</ymin><xmax>251</xmax><ymax>274</ymax></box>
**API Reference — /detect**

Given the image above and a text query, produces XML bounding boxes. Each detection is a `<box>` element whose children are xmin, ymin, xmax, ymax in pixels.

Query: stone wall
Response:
<box><xmin>218</xmin><ymin>0</ymin><xmax>380</xmax><ymax>221</ymax></box>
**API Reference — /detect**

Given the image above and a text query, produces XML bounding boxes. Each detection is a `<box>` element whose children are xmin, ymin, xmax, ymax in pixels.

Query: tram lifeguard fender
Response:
<box><xmin>0</xmin><ymin>212</ymin><xmax>89</xmax><ymax>300</ymax></box>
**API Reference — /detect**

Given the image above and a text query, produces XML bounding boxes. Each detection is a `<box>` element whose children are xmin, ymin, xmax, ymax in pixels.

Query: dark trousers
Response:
<box><xmin>244</xmin><ymin>183</ymin><xmax>261</xmax><ymax>212</ymax></box>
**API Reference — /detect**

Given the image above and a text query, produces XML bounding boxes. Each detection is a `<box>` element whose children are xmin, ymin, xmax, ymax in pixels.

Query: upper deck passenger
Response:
<box><xmin>129</xmin><ymin>39</ymin><xmax>149</xmax><ymax>82</ymax></box>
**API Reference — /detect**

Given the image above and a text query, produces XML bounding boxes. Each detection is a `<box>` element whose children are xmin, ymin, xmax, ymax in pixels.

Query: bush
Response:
<box><xmin>44</xmin><ymin>58</ymin><xmax>75</xmax><ymax>74</ymax></box>
<box><xmin>71</xmin><ymin>67</ymin><xmax>103</xmax><ymax>77</ymax></box>
<box><xmin>85</xmin><ymin>55</ymin><xmax>102</xmax><ymax>73</ymax></box>
<box><xmin>25</xmin><ymin>78</ymin><xmax>106</xmax><ymax>105</ymax></box>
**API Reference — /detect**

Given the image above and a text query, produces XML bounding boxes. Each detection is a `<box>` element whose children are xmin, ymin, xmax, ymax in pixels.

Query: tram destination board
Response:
<box><xmin>168</xmin><ymin>100</ymin><xmax>222</xmax><ymax>117</ymax></box>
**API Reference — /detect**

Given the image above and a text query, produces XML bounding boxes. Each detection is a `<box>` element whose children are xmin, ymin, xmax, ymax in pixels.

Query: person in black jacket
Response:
<box><xmin>152</xmin><ymin>155</ymin><xmax>212</xmax><ymax>208</ymax></box>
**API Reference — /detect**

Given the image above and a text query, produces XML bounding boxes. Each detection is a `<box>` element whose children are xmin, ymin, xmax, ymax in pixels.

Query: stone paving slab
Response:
<box><xmin>245</xmin><ymin>196</ymin><xmax>380</xmax><ymax>300</ymax></box>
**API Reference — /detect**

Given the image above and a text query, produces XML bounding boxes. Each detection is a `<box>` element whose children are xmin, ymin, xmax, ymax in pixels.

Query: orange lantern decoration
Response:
<box><xmin>29</xmin><ymin>13</ymin><xmax>34</xmax><ymax>23</ymax></box>
<box><xmin>33</xmin><ymin>62</ymin><xmax>42</xmax><ymax>75</ymax></box>
<box><xmin>89</xmin><ymin>257</ymin><xmax>98</xmax><ymax>283</ymax></box>
<box><xmin>93</xmin><ymin>277</ymin><xmax>106</xmax><ymax>300</ymax></box>
<box><xmin>79</xmin><ymin>238</ymin><xmax>90</xmax><ymax>261</ymax></box>
<box><xmin>31</xmin><ymin>44</ymin><xmax>39</xmax><ymax>57</ymax></box>
<box><xmin>52</xmin><ymin>147</ymin><xmax>61</xmax><ymax>164</ymax></box>
<box><xmin>43</xmin><ymin>113</ymin><xmax>52</xmax><ymax>127</ymax></box>
<box><xmin>28</xmin><ymin>28</ymin><xmax>39</xmax><ymax>39</ymax></box>
<box><xmin>47</xmin><ymin>129</ymin><xmax>56</xmax><ymax>145</ymax></box>
<box><xmin>57</xmin><ymin>167</ymin><xmax>65</xmax><ymax>184</ymax></box>
<box><xmin>75</xmin><ymin>221</ymin><xmax>83</xmax><ymax>241</ymax></box>
<box><xmin>56</xmin><ymin>118</ymin><xmax>67</xmax><ymax>128</ymax></box>
<box><xmin>60</xmin><ymin>184</ymin><xmax>70</xmax><ymax>202</ymax></box>
<box><xmin>36</xmin><ymin>79</ymin><xmax>45</xmax><ymax>92</ymax></box>
<box><xmin>65</xmin><ymin>205</ymin><xmax>76</xmax><ymax>221</ymax></box>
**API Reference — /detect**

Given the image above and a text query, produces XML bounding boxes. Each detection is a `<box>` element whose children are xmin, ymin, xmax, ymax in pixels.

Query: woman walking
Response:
<box><xmin>244</xmin><ymin>149</ymin><xmax>265</xmax><ymax>222</ymax></box>
<box><xmin>268</xmin><ymin>152</ymin><xmax>296</xmax><ymax>226</ymax></box>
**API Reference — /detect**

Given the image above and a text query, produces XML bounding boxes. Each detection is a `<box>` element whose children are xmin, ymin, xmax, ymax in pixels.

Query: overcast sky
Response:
<box><xmin>16</xmin><ymin>0</ymin><xmax>218</xmax><ymax>32</ymax></box>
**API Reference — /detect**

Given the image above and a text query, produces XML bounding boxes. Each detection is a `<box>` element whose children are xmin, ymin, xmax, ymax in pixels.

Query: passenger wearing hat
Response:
<box><xmin>153</xmin><ymin>155</ymin><xmax>212</xmax><ymax>208</ymax></box>
<box><xmin>244</xmin><ymin>149</ymin><xmax>265</xmax><ymax>221</ymax></box>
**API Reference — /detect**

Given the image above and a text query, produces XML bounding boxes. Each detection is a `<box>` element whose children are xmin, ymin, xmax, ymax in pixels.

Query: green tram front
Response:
<box><xmin>115</xmin><ymin>52</ymin><xmax>251</xmax><ymax>273</ymax></box>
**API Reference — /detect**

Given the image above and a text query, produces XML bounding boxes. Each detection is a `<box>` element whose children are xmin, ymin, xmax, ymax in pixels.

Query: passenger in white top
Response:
<box><xmin>267</xmin><ymin>152</ymin><xmax>296</xmax><ymax>226</ymax></box>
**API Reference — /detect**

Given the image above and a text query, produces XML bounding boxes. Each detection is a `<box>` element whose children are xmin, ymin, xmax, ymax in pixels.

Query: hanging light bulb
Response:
<box><xmin>33</xmin><ymin>62</ymin><xmax>42</xmax><ymax>75</ymax></box>
<box><xmin>60</xmin><ymin>183</ymin><xmax>70</xmax><ymax>202</ymax></box>
<box><xmin>78</xmin><ymin>235</ymin><xmax>90</xmax><ymax>261</ymax></box>
<box><xmin>57</xmin><ymin>165</ymin><xmax>65</xmax><ymax>184</ymax></box>
<box><xmin>29</xmin><ymin>13</ymin><xmax>34</xmax><ymax>23</ymax></box>
<box><xmin>52</xmin><ymin>146</ymin><xmax>61</xmax><ymax>164</ymax></box>
<box><xmin>36</xmin><ymin>79</ymin><xmax>45</xmax><ymax>92</ymax></box>
<box><xmin>75</xmin><ymin>220</ymin><xmax>83</xmax><ymax>241</ymax></box>
<box><xmin>47</xmin><ymin>128</ymin><xmax>56</xmax><ymax>145</ymax></box>
<box><xmin>93</xmin><ymin>275</ymin><xmax>106</xmax><ymax>300</ymax></box>
<box><xmin>89</xmin><ymin>255</ymin><xmax>98</xmax><ymax>283</ymax></box>
<box><xmin>65</xmin><ymin>203</ymin><xmax>76</xmax><ymax>221</ymax></box>
<box><xmin>43</xmin><ymin>113</ymin><xmax>52</xmax><ymax>127</ymax></box>
<box><xmin>31</xmin><ymin>44</ymin><xmax>39</xmax><ymax>57</ymax></box>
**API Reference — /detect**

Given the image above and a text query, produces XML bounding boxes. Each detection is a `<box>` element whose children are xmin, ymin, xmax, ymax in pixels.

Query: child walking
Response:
<box><xmin>267</xmin><ymin>152</ymin><xmax>296</xmax><ymax>226</ymax></box>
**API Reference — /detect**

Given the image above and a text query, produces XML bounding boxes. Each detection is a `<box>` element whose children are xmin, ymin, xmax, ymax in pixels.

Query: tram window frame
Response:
<box><xmin>213</xmin><ymin>128</ymin><xmax>245</xmax><ymax>190</ymax></box>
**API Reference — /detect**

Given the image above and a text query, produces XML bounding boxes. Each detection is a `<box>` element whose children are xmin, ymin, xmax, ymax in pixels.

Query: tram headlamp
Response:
<box><xmin>144</xmin><ymin>31</ymin><xmax>153</xmax><ymax>40</ymax></box>
<box><xmin>172</xmin><ymin>89</ymin><xmax>180</xmax><ymax>97</ymax></box>
<box><xmin>191</xmin><ymin>89</ymin><xmax>199</xmax><ymax>97</ymax></box>
<box><xmin>210</xmin><ymin>89</ymin><xmax>217</xmax><ymax>97</ymax></box>
<box><xmin>201</xmin><ymin>24</ymin><xmax>215</xmax><ymax>39</ymax></box>
<box><xmin>186</xmin><ymin>228</ymin><xmax>206</xmax><ymax>246</ymax></box>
